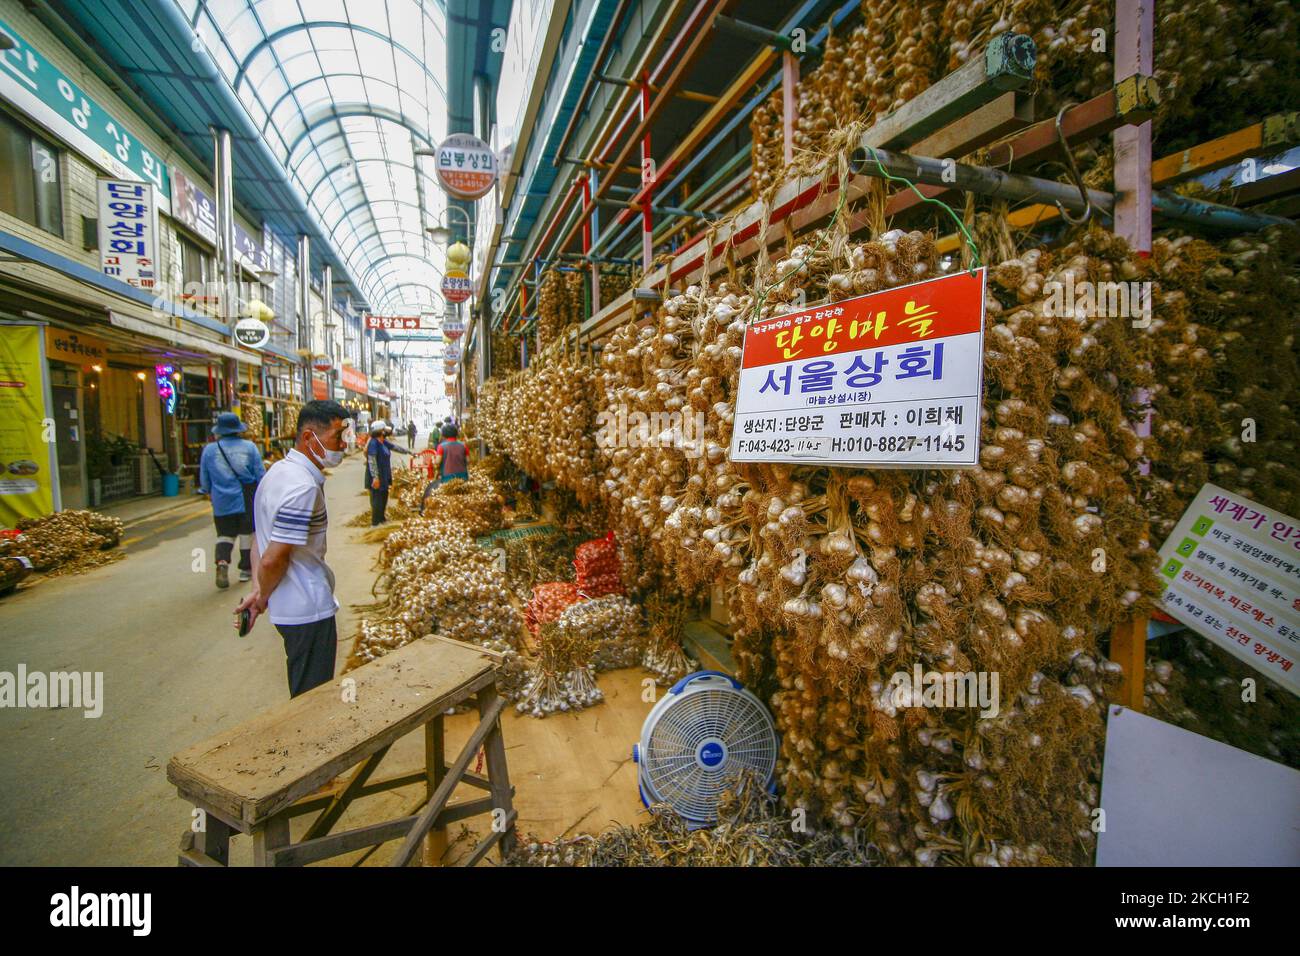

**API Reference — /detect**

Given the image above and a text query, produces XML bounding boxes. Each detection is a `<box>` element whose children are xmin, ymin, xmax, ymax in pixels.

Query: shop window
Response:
<box><xmin>0</xmin><ymin>112</ymin><xmax>63</xmax><ymax>237</ymax></box>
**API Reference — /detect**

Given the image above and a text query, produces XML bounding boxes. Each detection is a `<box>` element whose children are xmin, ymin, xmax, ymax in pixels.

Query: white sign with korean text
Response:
<box><xmin>1156</xmin><ymin>483</ymin><xmax>1300</xmax><ymax>697</ymax></box>
<box><xmin>434</xmin><ymin>133</ymin><xmax>497</xmax><ymax>201</ymax></box>
<box><xmin>729</xmin><ymin>269</ymin><xmax>986</xmax><ymax>468</ymax></box>
<box><xmin>97</xmin><ymin>179</ymin><xmax>159</xmax><ymax>291</ymax></box>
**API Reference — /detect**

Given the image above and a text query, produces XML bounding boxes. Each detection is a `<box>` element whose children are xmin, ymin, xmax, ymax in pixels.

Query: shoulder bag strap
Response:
<box><xmin>215</xmin><ymin>438</ymin><xmax>254</xmax><ymax>485</ymax></box>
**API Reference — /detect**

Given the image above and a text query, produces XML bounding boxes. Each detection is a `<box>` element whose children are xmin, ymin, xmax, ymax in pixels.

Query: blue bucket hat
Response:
<box><xmin>212</xmin><ymin>411</ymin><xmax>247</xmax><ymax>436</ymax></box>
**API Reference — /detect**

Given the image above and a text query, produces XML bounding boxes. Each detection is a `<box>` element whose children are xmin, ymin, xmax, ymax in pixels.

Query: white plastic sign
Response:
<box><xmin>1156</xmin><ymin>482</ymin><xmax>1300</xmax><ymax>697</ymax></box>
<box><xmin>729</xmin><ymin>269</ymin><xmax>986</xmax><ymax>468</ymax></box>
<box><xmin>434</xmin><ymin>133</ymin><xmax>497</xmax><ymax>201</ymax></box>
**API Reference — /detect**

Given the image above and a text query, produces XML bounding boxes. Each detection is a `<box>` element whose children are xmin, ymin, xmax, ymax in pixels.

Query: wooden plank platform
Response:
<box><xmin>167</xmin><ymin>635</ymin><xmax>501</xmax><ymax>827</ymax></box>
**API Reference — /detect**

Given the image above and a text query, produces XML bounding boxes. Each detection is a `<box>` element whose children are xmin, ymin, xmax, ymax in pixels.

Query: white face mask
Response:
<box><xmin>307</xmin><ymin>430</ymin><xmax>345</xmax><ymax>468</ymax></box>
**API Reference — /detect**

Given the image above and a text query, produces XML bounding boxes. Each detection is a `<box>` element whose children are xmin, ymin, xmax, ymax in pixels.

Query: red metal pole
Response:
<box><xmin>580</xmin><ymin>173</ymin><xmax>592</xmax><ymax>253</ymax></box>
<box><xmin>641</xmin><ymin>71</ymin><xmax>653</xmax><ymax>274</ymax></box>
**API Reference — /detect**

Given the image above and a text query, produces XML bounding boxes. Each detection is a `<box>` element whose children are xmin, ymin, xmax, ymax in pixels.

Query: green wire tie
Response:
<box><xmin>864</xmin><ymin>145</ymin><xmax>983</xmax><ymax>276</ymax></box>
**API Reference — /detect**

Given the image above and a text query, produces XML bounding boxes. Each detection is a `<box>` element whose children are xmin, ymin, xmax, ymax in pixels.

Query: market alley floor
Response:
<box><xmin>0</xmin><ymin>452</ymin><xmax>647</xmax><ymax>865</ymax></box>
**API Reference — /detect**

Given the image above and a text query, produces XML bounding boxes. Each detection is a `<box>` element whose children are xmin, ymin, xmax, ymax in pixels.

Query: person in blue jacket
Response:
<box><xmin>365</xmin><ymin>420</ymin><xmax>411</xmax><ymax>526</ymax></box>
<box><xmin>198</xmin><ymin>411</ymin><xmax>265</xmax><ymax>589</ymax></box>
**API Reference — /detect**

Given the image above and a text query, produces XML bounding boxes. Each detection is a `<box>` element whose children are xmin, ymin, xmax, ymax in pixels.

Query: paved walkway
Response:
<box><xmin>0</xmin><ymin>453</ymin><xmax>379</xmax><ymax>865</ymax></box>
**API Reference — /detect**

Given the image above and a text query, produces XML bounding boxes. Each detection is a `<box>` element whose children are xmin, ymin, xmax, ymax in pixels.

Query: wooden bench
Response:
<box><xmin>168</xmin><ymin>634</ymin><xmax>517</xmax><ymax>867</ymax></box>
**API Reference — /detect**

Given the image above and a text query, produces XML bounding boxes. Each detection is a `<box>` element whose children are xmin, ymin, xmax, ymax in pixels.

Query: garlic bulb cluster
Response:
<box><xmin>414</xmin><ymin>469</ymin><xmax>507</xmax><ymax>539</ymax></box>
<box><xmin>1130</xmin><ymin>228</ymin><xmax>1300</xmax><ymax>540</ymax></box>
<box><xmin>238</xmin><ymin>399</ymin><xmax>265</xmax><ymax>440</ymax></box>
<box><xmin>557</xmin><ymin>594</ymin><xmax>645</xmax><ymax>672</ymax></box>
<box><xmin>348</xmin><ymin>459</ymin><xmax>524</xmax><ymax>671</ymax></box>
<box><xmin>599</xmin><ymin>268</ymin><xmax>633</xmax><ymax>307</ymax></box>
<box><xmin>491</xmin><ymin>327</ymin><xmax>522</xmax><ymax>374</ymax></box>
<box><xmin>641</xmin><ymin>592</ymin><xmax>693</xmax><ymax>685</ymax></box>
<box><xmin>516</xmin><ymin>620</ymin><xmax>603</xmax><ymax>718</ymax></box>
<box><xmin>537</xmin><ymin>267</ymin><xmax>584</xmax><ymax>348</ymax></box>
<box><xmin>1</xmin><ymin>510</ymin><xmax>125</xmax><ymax>574</ymax></box>
<box><xmin>477</xmin><ymin>355</ymin><xmax>600</xmax><ymax>504</ymax></box>
<box><xmin>749</xmin><ymin>0</ymin><xmax>1295</xmax><ymax>196</ymax></box>
<box><xmin>352</xmin><ymin>529</ymin><xmax>523</xmax><ymax>669</ymax></box>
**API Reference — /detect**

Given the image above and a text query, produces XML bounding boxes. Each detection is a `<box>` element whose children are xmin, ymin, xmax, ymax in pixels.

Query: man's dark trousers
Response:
<box><xmin>274</xmin><ymin>616</ymin><xmax>338</xmax><ymax>697</ymax></box>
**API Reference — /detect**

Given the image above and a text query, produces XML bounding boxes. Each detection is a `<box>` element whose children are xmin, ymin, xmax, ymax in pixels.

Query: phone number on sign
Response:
<box><xmin>831</xmin><ymin>433</ymin><xmax>968</xmax><ymax>454</ymax></box>
<box><xmin>733</xmin><ymin>433</ymin><xmax>969</xmax><ymax>456</ymax></box>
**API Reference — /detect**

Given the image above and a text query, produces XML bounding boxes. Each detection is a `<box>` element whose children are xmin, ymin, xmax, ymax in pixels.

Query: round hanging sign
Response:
<box><xmin>233</xmin><ymin>317</ymin><xmax>270</xmax><ymax>349</ymax></box>
<box><xmin>442</xmin><ymin>273</ymin><xmax>472</xmax><ymax>304</ymax></box>
<box><xmin>433</xmin><ymin>134</ymin><xmax>497</xmax><ymax>200</ymax></box>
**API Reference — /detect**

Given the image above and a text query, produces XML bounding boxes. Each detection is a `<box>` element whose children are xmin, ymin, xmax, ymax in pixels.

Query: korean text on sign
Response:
<box><xmin>1156</xmin><ymin>482</ymin><xmax>1300</xmax><ymax>699</ymax></box>
<box><xmin>730</xmin><ymin>268</ymin><xmax>986</xmax><ymax>468</ymax></box>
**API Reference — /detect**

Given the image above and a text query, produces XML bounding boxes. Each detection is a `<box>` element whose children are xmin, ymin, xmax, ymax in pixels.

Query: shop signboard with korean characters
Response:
<box><xmin>341</xmin><ymin>365</ymin><xmax>368</xmax><ymax>394</ymax></box>
<box><xmin>97</xmin><ymin>179</ymin><xmax>159</xmax><ymax>291</ymax></box>
<box><xmin>1155</xmin><ymin>483</ymin><xmax>1300</xmax><ymax>697</ymax></box>
<box><xmin>233</xmin><ymin>317</ymin><xmax>270</xmax><ymax>349</ymax></box>
<box><xmin>442</xmin><ymin>319</ymin><xmax>465</xmax><ymax>340</ymax></box>
<box><xmin>730</xmin><ymin>269</ymin><xmax>986</xmax><ymax>468</ymax></box>
<box><xmin>433</xmin><ymin>133</ymin><xmax>497</xmax><ymax>201</ymax></box>
<box><xmin>442</xmin><ymin>272</ymin><xmax>472</xmax><ymax>303</ymax></box>
<box><xmin>365</xmin><ymin>315</ymin><xmax>422</xmax><ymax>331</ymax></box>
<box><xmin>0</xmin><ymin>16</ymin><xmax>170</xmax><ymax>207</ymax></box>
<box><xmin>170</xmin><ymin>168</ymin><xmax>266</xmax><ymax>271</ymax></box>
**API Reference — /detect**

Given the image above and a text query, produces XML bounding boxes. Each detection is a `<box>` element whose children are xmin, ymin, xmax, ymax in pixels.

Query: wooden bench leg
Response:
<box><xmin>477</xmin><ymin>683</ymin><xmax>517</xmax><ymax>860</ymax></box>
<box><xmin>252</xmin><ymin>815</ymin><xmax>291</xmax><ymax>867</ymax></box>
<box><xmin>178</xmin><ymin>814</ymin><xmax>232</xmax><ymax>867</ymax></box>
<box><xmin>424</xmin><ymin>715</ymin><xmax>447</xmax><ymax>866</ymax></box>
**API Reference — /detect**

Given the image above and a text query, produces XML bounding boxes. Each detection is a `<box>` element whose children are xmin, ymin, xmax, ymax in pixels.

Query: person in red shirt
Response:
<box><xmin>432</xmin><ymin>423</ymin><xmax>469</xmax><ymax>484</ymax></box>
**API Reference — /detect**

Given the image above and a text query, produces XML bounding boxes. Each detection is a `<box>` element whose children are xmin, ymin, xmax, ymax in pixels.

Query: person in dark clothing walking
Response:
<box><xmin>406</xmin><ymin>420</ymin><xmax>417</xmax><ymax>447</ymax></box>
<box><xmin>365</xmin><ymin>420</ymin><xmax>412</xmax><ymax>525</ymax></box>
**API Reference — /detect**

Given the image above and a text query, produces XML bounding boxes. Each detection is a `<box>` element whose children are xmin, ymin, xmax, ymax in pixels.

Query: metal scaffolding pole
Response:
<box><xmin>297</xmin><ymin>235</ymin><xmax>312</xmax><ymax>401</ymax></box>
<box><xmin>322</xmin><ymin>263</ymin><xmax>334</xmax><ymax>398</ymax></box>
<box><xmin>212</xmin><ymin>126</ymin><xmax>237</xmax><ymax>407</ymax></box>
<box><xmin>849</xmin><ymin>147</ymin><xmax>1297</xmax><ymax>233</ymax></box>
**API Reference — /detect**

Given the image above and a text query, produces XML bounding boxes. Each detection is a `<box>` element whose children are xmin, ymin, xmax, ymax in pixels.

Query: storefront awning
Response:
<box><xmin>109</xmin><ymin>311</ymin><xmax>261</xmax><ymax>366</ymax></box>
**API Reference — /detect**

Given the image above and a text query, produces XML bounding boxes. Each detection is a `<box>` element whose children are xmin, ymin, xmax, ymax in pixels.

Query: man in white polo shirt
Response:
<box><xmin>235</xmin><ymin>399</ymin><xmax>352</xmax><ymax>697</ymax></box>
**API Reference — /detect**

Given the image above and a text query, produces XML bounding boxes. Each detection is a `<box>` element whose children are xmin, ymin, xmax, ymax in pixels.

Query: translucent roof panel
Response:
<box><xmin>183</xmin><ymin>0</ymin><xmax>449</xmax><ymax>315</ymax></box>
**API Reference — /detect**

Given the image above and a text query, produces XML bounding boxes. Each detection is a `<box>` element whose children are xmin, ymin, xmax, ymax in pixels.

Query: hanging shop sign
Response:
<box><xmin>233</xmin><ymin>317</ymin><xmax>271</xmax><ymax>350</ymax></box>
<box><xmin>442</xmin><ymin>272</ymin><xmax>473</xmax><ymax>304</ymax></box>
<box><xmin>169</xmin><ymin>168</ymin><xmax>267</xmax><ymax>272</ymax></box>
<box><xmin>442</xmin><ymin>320</ymin><xmax>465</xmax><ymax>340</ymax></box>
<box><xmin>1156</xmin><ymin>483</ymin><xmax>1300</xmax><ymax>698</ymax></box>
<box><xmin>433</xmin><ymin>133</ymin><xmax>497</xmax><ymax>200</ymax></box>
<box><xmin>0</xmin><ymin>16</ymin><xmax>170</xmax><ymax>208</ymax></box>
<box><xmin>365</xmin><ymin>314</ymin><xmax>423</xmax><ymax>331</ymax></box>
<box><xmin>311</xmin><ymin>373</ymin><xmax>329</xmax><ymax>401</ymax></box>
<box><xmin>155</xmin><ymin>363</ymin><xmax>177</xmax><ymax>415</ymax></box>
<box><xmin>341</xmin><ymin>365</ymin><xmax>368</xmax><ymax>393</ymax></box>
<box><xmin>312</xmin><ymin>358</ymin><xmax>333</xmax><ymax>373</ymax></box>
<box><xmin>97</xmin><ymin>179</ymin><xmax>159</xmax><ymax>291</ymax></box>
<box><xmin>444</xmin><ymin>342</ymin><xmax>462</xmax><ymax>362</ymax></box>
<box><xmin>0</xmin><ymin>325</ymin><xmax>58</xmax><ymax>523</ymax></box>
<box><xmin>44</xmin><ymin>327</ymin><xmax>108</xmax><ymax>366</ymax></box>
<box><xmin>729</xmin><ymin>269</ymin><xmax>986</xmax><ymax>468</ymax></box>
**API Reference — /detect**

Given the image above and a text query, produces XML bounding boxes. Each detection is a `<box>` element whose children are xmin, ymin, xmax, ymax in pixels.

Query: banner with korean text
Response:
<box><xmin>0</xmin><ymin>325</ymin><xmax>57</xmax><ymax>524</ymax></box>
<box><xmin>730</xmin><ymin>269</ymin><xmax>986</xmax><ymax>468</ymax></box>
<box><xmin>97</xmin><ymin>179</ymin><xmax>159</xmax><ymax>291</ymax></box>
<box><xmin>1156</xmin><ymin>483</ymin><xmax>1300</xmax><ymax>697</ymax></box>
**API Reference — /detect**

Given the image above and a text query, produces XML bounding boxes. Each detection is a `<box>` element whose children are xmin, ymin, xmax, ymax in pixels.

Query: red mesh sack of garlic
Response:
<box><xmin>525</xmin><ymin>582</ymin><xmax>582</xmax><ymax>638</ymax></box>
<box><xmin>574</xmin><ymin>531</ymin><xmax>623</xmax><ymax>597</ymax></box>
